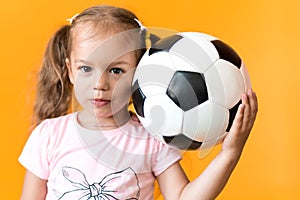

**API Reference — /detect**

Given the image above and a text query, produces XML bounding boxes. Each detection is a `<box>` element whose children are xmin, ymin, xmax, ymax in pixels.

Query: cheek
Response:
<box><xmin>73</xmin><ymin>74</ymin><xmax>94</xmax><ymax>102</ymax></box>
<box><xmin>111</xmin><ymin>72</ymin><xmax>135</xmax><ymax>104</ymax></box>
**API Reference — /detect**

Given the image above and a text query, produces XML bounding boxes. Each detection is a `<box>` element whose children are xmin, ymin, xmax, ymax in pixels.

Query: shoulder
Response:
<box><xmin>18</xmin><ymin>113</ymin><xmax>77</xmax><ymax>179</ymax></box>
<box><xmin>45</xmin><ymin>112</ymin><xmax>76</xmax><ymax>126</ymax></box>
<box><xmin>38</xmin><ymin>112</ymin><xmax>76</xmax><ymax>129</ymax></box>
<box><xmin>31</xmin><ymin>113</ymin><xmax>77</xmax><ymax>138</ymax></box>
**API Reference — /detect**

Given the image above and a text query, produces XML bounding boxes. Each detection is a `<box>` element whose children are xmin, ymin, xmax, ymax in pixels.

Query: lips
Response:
<box><xmin>91</xmin><ymin>98</ymin><xmax>110</xmax><ymax>106</ymax></box>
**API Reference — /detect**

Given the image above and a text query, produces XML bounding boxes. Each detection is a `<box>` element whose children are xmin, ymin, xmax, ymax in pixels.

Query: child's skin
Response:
<box><xmin>67</xmin><ymin>29</ymin><xmax>139</xmax><ymax>130</ymax></box>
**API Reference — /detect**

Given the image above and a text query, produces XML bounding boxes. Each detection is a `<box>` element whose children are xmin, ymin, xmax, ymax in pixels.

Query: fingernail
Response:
<box><xmin>248</xmin><ymin>88</ymin><xmax>252</xmax><ymax>95</ymax></box>
<box><xmin>240</xmin><ymin>103</ymin><xmax>245</xmax><ymax>109</ymax></box>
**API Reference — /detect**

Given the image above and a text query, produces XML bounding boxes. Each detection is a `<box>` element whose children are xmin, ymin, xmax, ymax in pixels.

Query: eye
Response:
<box><xmin>109</xmin><ymin>68</ymin><xmax>124</xmax><ymax>74</ymax></box>
<box><xmin>79</xmin><ymin>66</ymin><xmax>93</xmax><ymax>73</ymax></box>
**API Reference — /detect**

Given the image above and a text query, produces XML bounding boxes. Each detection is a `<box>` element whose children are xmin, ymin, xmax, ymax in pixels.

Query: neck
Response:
<box><xmin>77</xmin><ymin>109</ymin><xmax>131</xmax><ymax>130</ymax></box>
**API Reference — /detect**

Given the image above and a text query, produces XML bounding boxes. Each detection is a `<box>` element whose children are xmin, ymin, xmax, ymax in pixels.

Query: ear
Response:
<box><xmin>65</xmin><ymin>58</ymin><xmax>74</xmax><ymax>84</ymax></box>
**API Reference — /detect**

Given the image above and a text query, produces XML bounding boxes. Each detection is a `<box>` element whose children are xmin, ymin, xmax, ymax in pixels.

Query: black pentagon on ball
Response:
<box><xmin>166</xmin><ymin>71</ymin><xmax>208</xmax><ymax>111</ymax></box>
<box><xmin>163</xmin><ymin>134</ymin><xmax>202</xmax><ymax>150</ymax></box>
<box><xmin>226</xmin><ymin>100</ymin><xmax>242</xmax><ymax>132</ymax></box>
<box><xmin>211</xmin><ymin>40</ymin><xmax>242</xmax><ymax>68</ymax></box>
<box><xmin>148</xmin><ymin>34</ymin><xmax>183</xmax><ymax>56</ymax></box>
<box><xmin>131</xmin><ymin>80</ymin><xmax>146</xmax><ymax>117</ymax></box>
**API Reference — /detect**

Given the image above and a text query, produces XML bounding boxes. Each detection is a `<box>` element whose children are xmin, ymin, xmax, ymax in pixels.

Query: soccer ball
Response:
<box><xmin>131</xmin><ymin>32</ymin><xmax>251</xmax><ymax>151</ymax></box>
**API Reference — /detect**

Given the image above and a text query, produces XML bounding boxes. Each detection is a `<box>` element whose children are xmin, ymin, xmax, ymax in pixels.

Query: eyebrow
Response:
<box><xmin>109</xmin><ymin>61</ymin><xmax>130</xmax><ymax>66</ymax></box>
<box><xmin>75</xmin><ymin>59</ymin><xmax>130</xmax><ymax>66</ymax></box>
<box><xmin>74</xmin><ymin>59</ymin><xmax>94</xmax><ymax>65</ymax></box>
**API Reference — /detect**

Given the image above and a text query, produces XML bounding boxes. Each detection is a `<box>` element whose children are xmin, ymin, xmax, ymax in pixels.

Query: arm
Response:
<box><xmin>20</xmin><ymin>170</ymin><xmax>47</xmax><ymax>200</ymax></box>
<box><xmin>158</xmin><ymin>89</ymin><xmax>258</xmax><ymax>200</ymax></box>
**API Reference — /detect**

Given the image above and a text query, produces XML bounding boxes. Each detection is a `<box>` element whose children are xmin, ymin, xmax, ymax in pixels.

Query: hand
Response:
<box><xmin>222</xmin><ymin>89</ymin><xmax>258</xmax><ymax>158</ymax></box>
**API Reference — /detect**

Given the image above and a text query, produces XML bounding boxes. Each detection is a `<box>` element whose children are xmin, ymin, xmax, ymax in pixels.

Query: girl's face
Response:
<box><xmin>67</xmin><ymin>27</ymin><xmax>139</xmax><ymax>127</ymax></box>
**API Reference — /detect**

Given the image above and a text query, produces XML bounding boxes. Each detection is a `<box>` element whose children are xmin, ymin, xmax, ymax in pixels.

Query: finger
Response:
<box><xmin>231</xmin><ymin>102</ymin><xmax>245</xmax><ymax>132</ymax></box>
<box><xmin>248</xmin><ymin>89</ymin><xmax>258</xmax><ymax>117</ymax></box>
<box><xmin>244</xmin><ymin>89</ymin><xmax>258</xmax><ymax>129</ymax></box>
<box><xmin>242</xmin><ymin>92</ymin><xmax>251</xmax><ymax>126</ymax></box>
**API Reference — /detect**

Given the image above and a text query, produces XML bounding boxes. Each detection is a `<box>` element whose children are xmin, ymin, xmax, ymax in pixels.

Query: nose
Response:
<box><xmin>94</xmin><ymin>72</ymin><xmax>109</xmax><ymax>91</ymax></box>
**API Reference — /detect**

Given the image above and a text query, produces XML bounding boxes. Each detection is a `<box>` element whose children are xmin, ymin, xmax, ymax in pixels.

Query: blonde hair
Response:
<box><xmin>33</xmin><ymin>5</ymin><xmax>147</xmax><ymax>126</ymax></box>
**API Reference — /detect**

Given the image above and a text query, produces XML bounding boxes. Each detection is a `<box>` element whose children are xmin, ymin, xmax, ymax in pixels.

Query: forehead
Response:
<box><xmin>70</xmin><ymin>23</ymin><xmax>140</xmax><ymax>65</ymax></box>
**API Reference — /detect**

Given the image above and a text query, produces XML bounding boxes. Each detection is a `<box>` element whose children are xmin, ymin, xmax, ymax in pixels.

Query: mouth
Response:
<box><xmin>91</xmin><ymin>98</ymin><xmax>111</xmax><ymax>106</ymax></box>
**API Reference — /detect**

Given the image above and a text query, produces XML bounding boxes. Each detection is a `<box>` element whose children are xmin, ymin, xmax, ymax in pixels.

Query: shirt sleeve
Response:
<box><xmin>18</xmin><ymin>120</ymin><xmax>51</xmax><ymax>180</ymax></box>
<box><xmin>152</xmin><ymin>142</ymin><xmax>182</xmax><ymax>176</ymax></box>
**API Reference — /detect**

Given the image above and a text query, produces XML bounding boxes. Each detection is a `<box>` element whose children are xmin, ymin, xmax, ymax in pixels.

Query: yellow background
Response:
<box><xmin>1</xmin><ymin>0</ymin><xmax>299</xmax><ymax>199</ymax></box>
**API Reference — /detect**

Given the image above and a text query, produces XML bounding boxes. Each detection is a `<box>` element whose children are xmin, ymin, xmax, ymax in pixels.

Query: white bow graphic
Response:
<box><xmin>59</xmin><ymin>166</ymin><xmax>140</xmax><ymax>200</ymax></box>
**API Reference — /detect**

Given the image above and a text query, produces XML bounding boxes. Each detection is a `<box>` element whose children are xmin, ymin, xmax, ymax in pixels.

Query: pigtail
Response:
<box><xmin>33</xmin><ymin>25</ymin><xmax>72</xmax><ymax>126</ymax></box>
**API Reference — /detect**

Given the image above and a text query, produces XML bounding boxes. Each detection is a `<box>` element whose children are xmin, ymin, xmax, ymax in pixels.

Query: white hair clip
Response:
<box><xmin>66</xmin><ymin>13</ymin><xmax>80</xmax><ymax>24</ymax></box>
<box><xmin>134</xmin><ymin>18</ymin><xmax>146</xmax><ymax>33</ymax></box>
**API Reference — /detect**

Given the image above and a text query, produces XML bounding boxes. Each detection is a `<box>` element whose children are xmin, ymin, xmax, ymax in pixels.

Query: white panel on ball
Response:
<box><xmin>240</xmin><ymin>61</ymin><xmax>252</xmax><ymax>91</ymax></box>
<box><xmin>142</xmin><ymin>94</ymin><xmax>183</xmax><ymax>137</ymax></box>
<box><xmin>140</xmin><ymin>85</ymin><xmax>167</xmax><ymax>97</ymax></box>
<box><xmin>170</xmin><ymin>37</ymin><xmax>219</xmax><ymax>73</ymax></box>
<box><xmin>206</xmin><ymin>59</ymin><xmax>244</xmax><ymax>109</ymax></box>
<box><xmin>201</xmin><ymin>131</ymin><xmax>228</xmax><ymax>150</ymax></box>
<box><xmin>178</xmin><ymin>32</ymin><xmax>220</xmax><ymax>72</ymax></box>
<box><xmin>165</xmin><ymin>52</ymin><xmax>198</xmax><ymax>72</ymax></box>
<box><xmin>204</xmin><ymin>65</ymin><xmax>226</xmax><ymax>107</ymax></box>
<box><xmin>183</xmin><ymin>101</ymin><xmax>229</xmax><ymax>141</ymax></box>
<box><xmin>137</xmin><ymin>51</ymin><xmax>174</xmax><ymax>67</ymax></box>
<box><xmin>133</xmin><ymin>64</ymin><xmax>175</xmax><ymax>96</ymax></box>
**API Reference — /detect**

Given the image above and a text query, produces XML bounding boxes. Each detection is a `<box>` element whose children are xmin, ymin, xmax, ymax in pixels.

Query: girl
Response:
<box><xmin>19</xmin><ymin>5</ymin><xmax>258</xmax><ymax>200</ymax></box>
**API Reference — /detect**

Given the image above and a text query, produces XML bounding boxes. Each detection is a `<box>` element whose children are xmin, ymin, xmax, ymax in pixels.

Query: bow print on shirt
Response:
<box><xmin>58</xmin><ymin>166</ymin><xmax>140</xmax><ymax>200</ymax></box>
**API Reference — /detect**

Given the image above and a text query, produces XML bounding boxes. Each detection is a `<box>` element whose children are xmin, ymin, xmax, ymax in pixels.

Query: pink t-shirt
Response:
<box><xmin>19</xmin><ymin>113</ymin><xmax>182</xmax><ymax>200</ymax></box>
